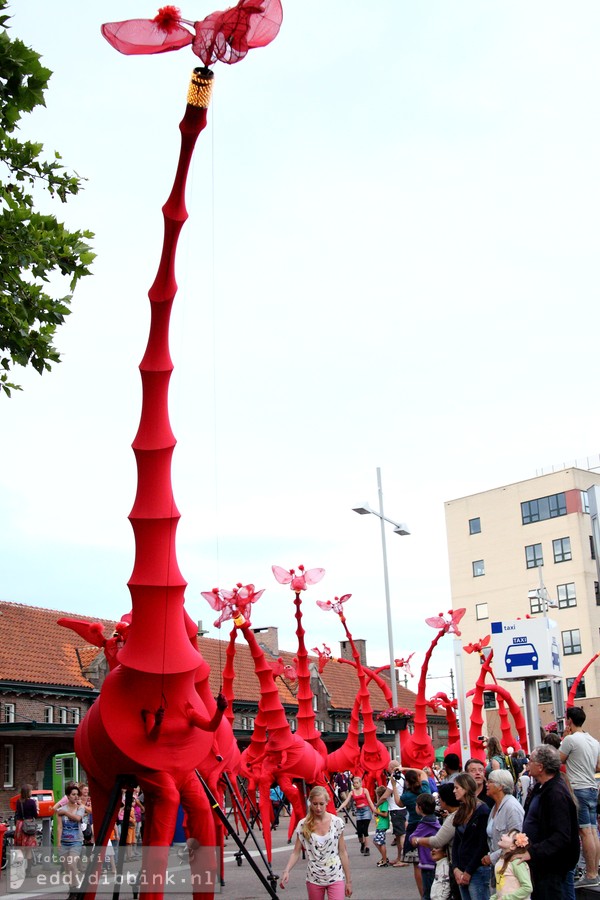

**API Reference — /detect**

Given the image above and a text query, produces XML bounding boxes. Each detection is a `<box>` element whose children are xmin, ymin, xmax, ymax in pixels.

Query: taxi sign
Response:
<box><xmin>491</xmin><ymin>616</ymin><xmax>562</xmax><ymax>681</ymax></box>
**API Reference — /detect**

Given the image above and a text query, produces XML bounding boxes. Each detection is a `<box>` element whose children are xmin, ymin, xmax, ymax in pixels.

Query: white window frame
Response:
<box><xmin>4</xmin><ymin>744</ymin><xmax>14</xmax><ymax>787</ymax></box>
<box><xmin>44</xmin><ymin>706</ymin><xmax>54</xmax><ymax>724</ymax></box>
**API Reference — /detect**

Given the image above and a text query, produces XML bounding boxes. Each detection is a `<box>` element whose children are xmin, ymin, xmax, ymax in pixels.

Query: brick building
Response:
<box><xmin>0</xmin><ymin>601</ymin><xmax>446</xmax><ymax>818</ymax></box>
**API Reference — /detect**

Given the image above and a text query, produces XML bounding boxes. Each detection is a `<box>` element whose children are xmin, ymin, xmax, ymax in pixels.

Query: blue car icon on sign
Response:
<box><xmin>505</xmin><ymin>640</ymin><xmax>538</xmax><ymax>673</ymax></box>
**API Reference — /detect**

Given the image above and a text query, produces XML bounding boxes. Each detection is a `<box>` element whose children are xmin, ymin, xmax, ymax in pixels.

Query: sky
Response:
<box><xmin>2</xmin><ymin>1</ymin><xmax>600</xmax><ymax>701</ymax></box>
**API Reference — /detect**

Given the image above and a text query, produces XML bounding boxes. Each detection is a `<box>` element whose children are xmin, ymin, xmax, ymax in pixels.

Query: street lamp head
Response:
<box><xmin>352</xmin><ymin>503</ymin><xmax>373</xmax><ymax>515</ymax></box>
<box><xmin>393</xmin><ymin>524</ymin><xmax>411</xmax><ymax>536</ymax></box>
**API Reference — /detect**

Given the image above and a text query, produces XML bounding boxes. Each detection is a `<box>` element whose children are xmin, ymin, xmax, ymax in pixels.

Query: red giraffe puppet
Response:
<box><xmin>427</xmin><ymin>693</ymin><xmax>460</xmax><ymax>758</ymax></box>
<box><xmin>317</xmin><ymin>594</ymin><xmax>391</xmax><ymax>791</ymax></box>
<box><xmin>272</xmin><ymin>565</ymin><xmax>328</xmax><ymax>759</ymax></box>
<box><xmin>567</xmin><ymin>650</ymin><xmax>600</xmax><ymax>706</ymax></box>
<box><xmin>464</xmin><ymin>639</ymin><xmax>528</xmax><ymax>760</ymax></box>
<box><xmin>315</xmin><ymin>648</ymin><xmax>417</xmax><ymax>779</ymax></box>
<box><xmin>70</xmin><ymin>6</ymin><xmax>283</xmax><ymax>898</ymax></box>
<box><xmin>400</xmin><ymin>609</ymin><xmax>465</xmax><ymax>768</ymax></box>
<box><xmin>202</xmin><ymin>585</ymin><xmax>328</xmax><ymax>863</ymax></box>
<box><xmin>73</xmin><ymin>69</ymin><xmax>223</xmax><ymax>898</ymax></box>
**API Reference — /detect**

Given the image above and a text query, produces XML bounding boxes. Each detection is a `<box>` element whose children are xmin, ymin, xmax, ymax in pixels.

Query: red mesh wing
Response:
<box><xmin>101</xmin><ymin>18</ymin><xmax>194</xmax><ymax>55</ymax></box>
<box><xmin>193</xmin><ymin>0</ymin><xmax>283</xmax><ymax>66</ymax></box>
<box><xmin>245</xmin><ymin>0</ymin><xmax>283</xmax><ymax>47</ymax></box>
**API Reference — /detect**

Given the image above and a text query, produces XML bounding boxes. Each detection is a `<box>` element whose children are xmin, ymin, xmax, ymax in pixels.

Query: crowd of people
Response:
<box><xmin>11</xmin><ymin>706</ymin><xmax>600</xmax><ymax>900</ymax></box>
<box><xmin>281</xmin><ymin>706</ymin><xmax>600</xmax><ymax>900</ymax></box>
<box><xmin>12</xmin><ymin>778</ymin><xmax>145</xmax><ymax>898</ymax></box>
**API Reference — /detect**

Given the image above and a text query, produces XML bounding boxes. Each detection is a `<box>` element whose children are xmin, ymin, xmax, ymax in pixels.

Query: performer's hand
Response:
<box><xmin>216</xmin><ymin>692</ymin><xmax>228</xmax><ymax>711</ymax></box>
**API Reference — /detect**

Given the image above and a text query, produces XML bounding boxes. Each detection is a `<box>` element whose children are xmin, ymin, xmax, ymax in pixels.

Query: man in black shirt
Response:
<box><xmin>521</xmin><ymin>745</ymin><xmax>579</xmax><ymax>900</ymax></box>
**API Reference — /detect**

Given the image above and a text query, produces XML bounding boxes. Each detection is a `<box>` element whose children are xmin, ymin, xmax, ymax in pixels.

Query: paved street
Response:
<box><xmin>220</xmin><ymin>824</ymin><xmax>419</xmax><ymax>899</ymax></box>
<box><xmin>4</xmin><ymin>821</ymin><xmax>420</xmax><ymax>900</ymax></box>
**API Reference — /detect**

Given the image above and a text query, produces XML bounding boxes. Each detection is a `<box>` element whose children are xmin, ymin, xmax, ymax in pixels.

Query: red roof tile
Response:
<box><xmin>0</xmin><ymin>601</ymin><xmax>418</xmax><ymax>715</ymax></box>
<box><xmin>0</xmin><ymin>601</ymin><xmax>113</xmax><ymax>689</ymax></box>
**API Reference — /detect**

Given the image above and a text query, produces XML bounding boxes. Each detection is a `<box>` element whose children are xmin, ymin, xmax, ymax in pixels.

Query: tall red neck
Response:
<box><xmin>119</xmin><ymin>79</ymin><xmax>213</xmax><ymax>675</ymax></box>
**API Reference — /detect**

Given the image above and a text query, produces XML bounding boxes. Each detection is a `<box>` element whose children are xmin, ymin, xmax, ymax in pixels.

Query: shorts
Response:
<box><xmin>60</xmin><ymin>842</ymin><xmax>82</xmax><ymax>861</ymax></box>
<box><xmin>403</xmin><ymin>821</ymin><xmax>419</xmax><ymax>864</ymax></box>
<box><xmin>574</xmin><ymin>787</ymin><xmax>599</xmax><ymax>828</ymax></box>
<box><xmin>356</xmin><ymin>819</ymin><xmax>370</xmax><ymax>840</ymax></box>
<box><xmin>373</xmin><ymin>830</ymin><xmax>387</xmax><ymax>847</ymax></box>
<box><xmin>390</xmin><ymin>808</ymin><xmax>408</xmax><ymax>836</ymax></box>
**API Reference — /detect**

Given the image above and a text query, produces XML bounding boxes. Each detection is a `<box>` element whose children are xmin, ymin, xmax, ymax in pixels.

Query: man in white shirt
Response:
<box><xmin>559</xmin><ymin>706</ymin><xmax>600</xmax><ymax>887</ymax></box>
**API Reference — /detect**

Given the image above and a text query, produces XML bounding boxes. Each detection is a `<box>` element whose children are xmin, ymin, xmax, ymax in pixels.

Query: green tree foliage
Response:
<box><xmin>0</xmin><ymin>1</ymin><xmax>95</xmax><ymax>396</ymax></box>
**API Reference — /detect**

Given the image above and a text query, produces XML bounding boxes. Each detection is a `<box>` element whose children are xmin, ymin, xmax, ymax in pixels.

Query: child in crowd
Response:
<box><xmin>411</xmin><ymin>794</ymin><xmax>440</xmax><ymax>900</ymax></box>
<box><xmin>430</xmin><ymin>846</ymin><xmax>451</xmax><ymax>900</ymax></box>
<box><xmin>373</xmin><ymin>785</ymin><xmax>390</xmax><ymax>867</ymax></box>
<box><xmin>490</xmin><ymin>830</ymin><xmax>532</xmax><ymax>900</ymax></box>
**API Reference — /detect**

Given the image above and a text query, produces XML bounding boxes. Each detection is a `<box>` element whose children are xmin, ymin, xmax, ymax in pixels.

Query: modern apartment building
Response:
<box><xmin>445</xmin><ymin>467</ymin><xmax>600</xmax><ymax>725</ymax></box>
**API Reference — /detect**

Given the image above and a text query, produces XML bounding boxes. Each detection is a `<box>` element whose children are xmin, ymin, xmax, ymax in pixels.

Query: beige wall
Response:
<box><xmin>445</xmin><ymin>468</ymin><xmax>600</xmax><ymax>729</ymax></box>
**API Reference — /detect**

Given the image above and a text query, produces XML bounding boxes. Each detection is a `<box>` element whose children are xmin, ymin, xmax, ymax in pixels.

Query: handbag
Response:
<box><xmin>20</xmin><ymin>800</ymin><xmax>37</xmax><ymax>835</ymax></box>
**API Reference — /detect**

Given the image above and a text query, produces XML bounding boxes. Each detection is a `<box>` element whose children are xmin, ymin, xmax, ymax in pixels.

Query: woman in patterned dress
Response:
<box><xmin>280</xmin><ymin>786</ymin><xmax>353</xmax><ymax>899</ymax></box>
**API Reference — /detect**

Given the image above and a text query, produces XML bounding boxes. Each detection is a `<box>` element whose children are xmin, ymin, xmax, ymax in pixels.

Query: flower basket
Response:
<box><xmin>384</xmin><ymin>715</ymin><xmax>411</xmax><ymax>732</ymax></box>
<box><xmin>376</xmin><ymin>706</ymin><xmax>414</xmax><ymax>732</ymax></box>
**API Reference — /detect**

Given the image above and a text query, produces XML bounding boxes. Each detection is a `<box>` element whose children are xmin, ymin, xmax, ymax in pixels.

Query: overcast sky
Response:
<box><xmin>3</xmin><ymin>1</ymin><xmax>600</xmax><ymax>700</ymax></box>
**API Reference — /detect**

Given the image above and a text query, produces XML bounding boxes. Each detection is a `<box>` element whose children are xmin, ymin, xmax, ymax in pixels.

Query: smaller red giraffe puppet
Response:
<box><xmin>400</xmin><ymin>609</ymin><xmax>465</xmax><ymax>768</ymax></box>
<box><xmin>202</xmin><ymin>580</ymin><xmax>329</xmax><ymax>863</ymax></box>
<box><xmin>464</xmin><ymin>637</ymin><xmax>528</xmax><ymax>759</ymax></box>
<box><xmin>272</xmin><ymin>565</ymin><xmax>328</xmax><ymax>760</ymax></box>
<box><xmin>317</xmin><ymin>593</ymin><xmax>391</xmax><ymax>791</ymax></box>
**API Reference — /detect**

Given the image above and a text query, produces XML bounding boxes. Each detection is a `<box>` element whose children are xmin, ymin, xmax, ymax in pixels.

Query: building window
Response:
<box><xmin>469</xmin><ymin>517</ymin><xmax>481</xmax><ymax>535</ymax></box>
<box><xmin>537</xmin><ymin>680</ymin><xmax>552</xmax><ymax>703</ymax></box>
<box><xmin>525</xmin><ymin>544</ymin><xmax>543</xmax><ymax>569</ymax></box>
<box><xmin>58</xmin><ymin>707</ymin><xmax>68</xmax><ymax>725</ymax></box>
<box><xmin>472</xmin><ymin>559</ymin><xmax>485</xmax><ymax>577</ymax></box>
<box><xmin>312</xmin><ymin>695</ymin><xmax>318</xmax><ymax>712</ymax></box>
<box><xmin>529</xmin><ymin>595</ymin><xmax>544</xmax><ymax>615</ymax></box>
<box><xmin>521</xmin><ymin>492</ymin><xmax>567</xmax><ymax>525</ymax></box>
<box><xmin>562</xmin><ymin>629</ymin><xmax>582</xmax><ymax>656</ymax></box>
<box><xmin>553</xmin><ymin>537</ymin><xmax>572</xmax><ymax>564</ymax></box>
<box><xmin>476</xmin><ymin>602</ymin><xmax>488</xmax><ymax>620</ymax></box>
<box><xmin>590</xmin><ymin>536</ymin><xmax>596</xmax><ymax>560</ymax></box>
<box><xmin>3</xmin><ymin>703</ymin><xmax>15</xmax><ymax>724</ymax></box>
<box><xmin>557</xmin><ymin>583</ymin><xmax>577</xmax><ymax>609</ymax></box>
<box><xmin>437</xmin><ymin>728</ymin><xmax>449</xmax><ymax>740</ymax></box>
<box><xmin>70</xmin><ymin>708</ymin><xmax>80</xmax><ymax>725</ymax></box>
<box><xmin>582</xmin><ymin>491</ymin><xmax>590</xmax><ymax>514</ymax></box>
<box><xmin>596</xmin><ymin>582</ymin><xmax>600</xmax><ymax>605</ymax></box>
<box><xmin>483</xmin><ymin>691</ymin><xmax>497</xmax><ymax>709</ymax></box>
<box><xmin>44</xmin><ymin>706</ymin><xmax>53</xmax><ymax>724</ymax></box>
<box><xmin>566</xmin><ymin>676</ymin><xmax>586</xmax><ymax>699</ymax></box>
<box><xmin>3</xmin><ymin>744</ymin><xmax>14</xmax><ymax>788</ymax></box>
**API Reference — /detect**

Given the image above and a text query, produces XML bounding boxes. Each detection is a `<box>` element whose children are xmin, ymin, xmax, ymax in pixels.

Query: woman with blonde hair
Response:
<box><xmin>280</xmin><ymin>786</ymin><xmax>352</xmax><ymax>898</ymax></box>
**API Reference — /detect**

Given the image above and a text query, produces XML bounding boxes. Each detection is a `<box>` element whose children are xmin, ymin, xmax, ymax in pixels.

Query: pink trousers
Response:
<box><xmin>306</xmin><ymin>880</ymin><xmax>346</xmax><ymax>900</ymax></box>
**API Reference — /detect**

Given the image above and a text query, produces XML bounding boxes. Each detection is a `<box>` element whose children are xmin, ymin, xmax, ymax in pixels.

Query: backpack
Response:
<box><xmin>503</xmin><ymin>754</ymin><xmax>517</xmax><ymax>782</ymax></box>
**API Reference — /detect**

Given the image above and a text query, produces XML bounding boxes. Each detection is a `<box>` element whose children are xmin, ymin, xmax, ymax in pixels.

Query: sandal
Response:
<box><xmin>376</xmin><ymin>860</ymin><xmax>389</xmax><ymax>867</ymax></box>
<box><xmin>392</xmin><ymin>861</ymin><xmax>409</xmax><ymax>867</ymax></box>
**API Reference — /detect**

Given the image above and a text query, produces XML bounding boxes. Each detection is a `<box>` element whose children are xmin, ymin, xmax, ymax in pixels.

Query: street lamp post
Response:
<box><xmin>353</xmin><ymin>467</ymin><xmax>410</xmax><ymax>762</ymax></box>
